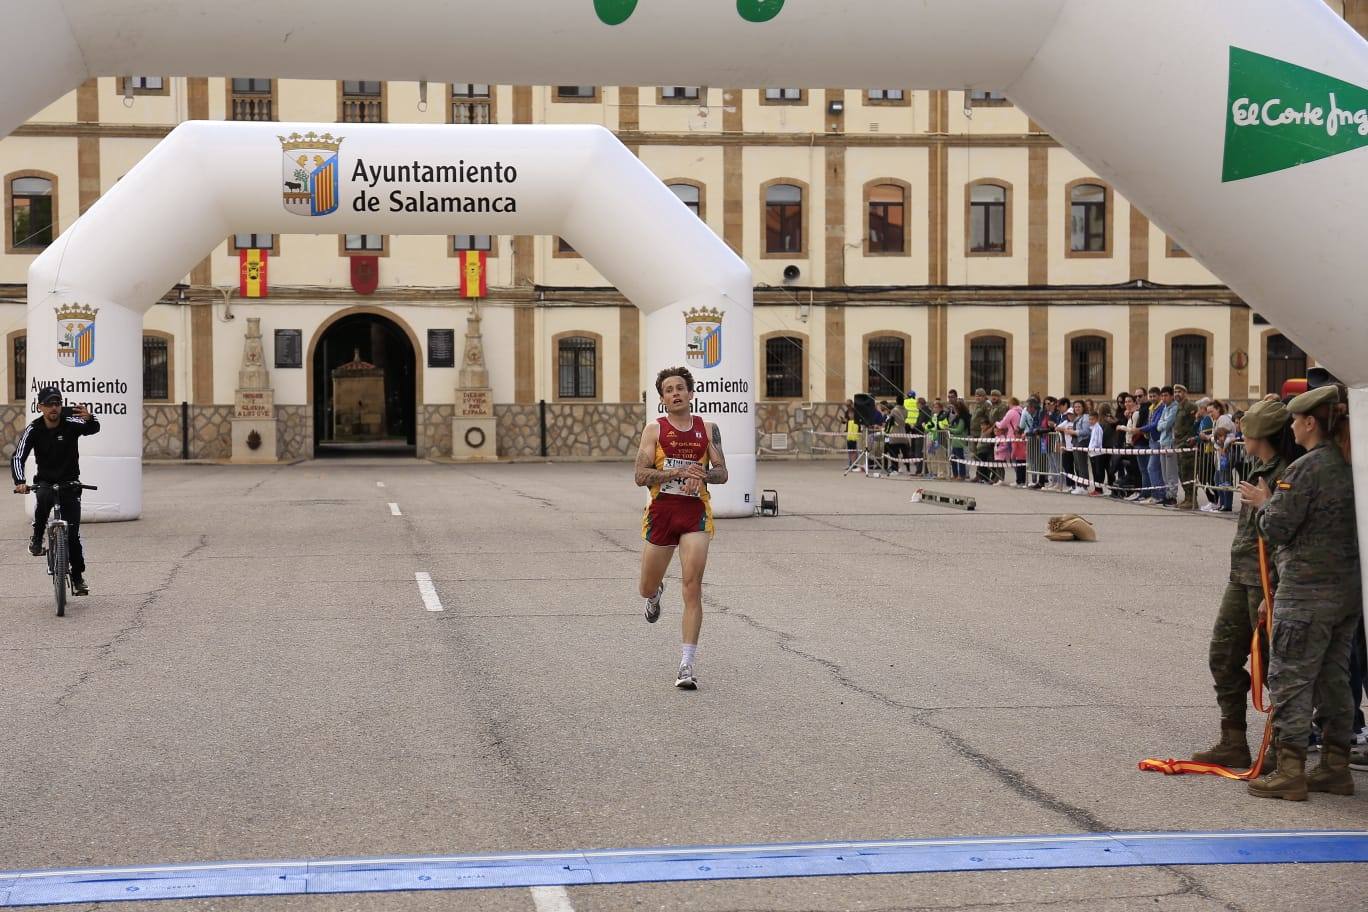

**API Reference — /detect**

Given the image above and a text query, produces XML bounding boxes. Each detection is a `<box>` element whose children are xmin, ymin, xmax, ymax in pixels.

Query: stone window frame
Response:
<box><xmin>448</xmin><ymin>83</ymin><xmax>498</xmax><ymax>124</ymax></box>
<box><xmin>552</xmin><ymin>86</ymin><xmax>601</xmax><ymax>103</ymax></box>
<box><xmin>759</xmin><ymin>177</ymin><xmax>809</xmax><ymax>260</ymax></box>
<box><xmin>337</xmin><ymin>80</ymin><xmax>388</xmax><ymax>122</ymax></box>
<box><xmin>759</xmin><ymin>330</ymin><xmax>809</xmax><ymax>401</ymax></box>
<box><xmin>5</xmin><ymin>169</ymin><xmax>59</xmax><ymax>254</ymax></box>
<box><xmin>964</xmin><ymin>178</ymin><xmax>1013</xmax><ymax>258</ymax></box>
<box><xmin>1063</xmin><ymin>329</ymin><xmax>1114</xmax><ymax>399</ymax></box>
<box><xmin>448</xmin><ymin>234</ymin><xmax>499</xmax><ymax>259</ymax></box>
<box><xmin>657</xmin><ymin>86</ymin><xmax>705</xmax><ymax>105</ymax></box>
<box><xmin>551</xmin><ymin>330</ymin><xmax>603</xmax><ymax>403</ymax></box>
<box><xmin>226</xmin><ymin>78</ymin><xmax>278</xmax><ymax>121</ymax></box>
<box><xmin>1064</xmin><ymin>177</ymin><xmax>1114</xmax><ymax>259</ymax></box>
<box><xmin>964</xmin><ymin>330</ymin><xmax>1014</xmax><ymax>399</ymax></box>
<box><xmin>142</xmin><ymin>330</ymin><xmax>176</xmax><ymax>403</ymax></box>
<box><xmin>862</xmin><ymin>330</ymin><xmax>912</xmax><ymax>398</ymax></box>
<box><xmin>6</xmin><ymin>329</ymin><xmax>25</xmax><ymax>404</ymax></box>
<box><xmin>229</xmin><ymin>232</ymin><xmax>282</xmax><ymax>256</ymax></box>
<box><xmin>1165</xmin><ymin>327</ymin><xmax>1214</xmax><ymax>396</ymax></box>
<box><xmin>338</xmin><ymin>234</ymin><xmax>391</xmax><ymax>257</ymax></box>
<box><xmin>665</xmin><ymin>179</ymin><xmax>707</xmax><ymax>222</ymax></box>
<box><xmin>117</xmin><ymin>76</ymin><xmax>171</xmax><ymax>97</ymax></box>
<box><xmin>862</xmin><ymin>177</ymin><xmax>912</xmax><ymax>257</ymax></box>
<box><xmin>864</xmin><ymin>89</ymin><xmax>911</xmax><ymax>107</ymax></box>
<box><xmin>967</xmin><ymin>89</ymin><xmax>1012</xmax><ymax>108</ymax></box>
<box><xmin>760</xmin><ymin>88</ymin><xmax>807</xmax><ymax>106</ymax></box>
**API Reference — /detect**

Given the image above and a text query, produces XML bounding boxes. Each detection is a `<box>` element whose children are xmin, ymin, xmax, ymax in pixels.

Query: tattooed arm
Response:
<box><xmin>705</xmin><ymin>422</ymin><xmax>729</xmax><ymax>485</ymax></box>
<box><xmin>634</xmin><ymin>421</ymin><xmax>677</xmax><ymax>488</ymax></box>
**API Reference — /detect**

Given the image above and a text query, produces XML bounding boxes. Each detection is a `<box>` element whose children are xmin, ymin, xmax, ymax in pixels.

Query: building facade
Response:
<box><xmin>3</xmin><ymin>1</ymin><xmax>1363</xmax><ymax>462</ymax></box>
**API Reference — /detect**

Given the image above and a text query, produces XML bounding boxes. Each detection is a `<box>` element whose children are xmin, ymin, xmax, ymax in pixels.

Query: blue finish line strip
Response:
<box><xmin>2</xmin><ymin>830</ymin><xmax>1366</xmax><ymax>907</ymax></box>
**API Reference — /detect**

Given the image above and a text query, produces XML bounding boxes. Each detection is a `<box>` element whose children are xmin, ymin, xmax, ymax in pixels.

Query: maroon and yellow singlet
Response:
<box><xmin>641</xmin><ymin>415</ymin><xmax>715</xmax><ymax>547</ymax></box>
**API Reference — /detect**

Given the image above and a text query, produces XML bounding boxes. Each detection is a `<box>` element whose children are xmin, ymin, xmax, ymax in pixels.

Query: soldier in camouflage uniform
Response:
<box><xmin>1189</xmin><ymin>399</ymin><xmax>1294</xmax><ymax>768</ymax></box>
<box><xmin>1172</xmin><ymin>384</ymin><xmax>1200</xmax><ymax>510</ymax></box>
<box><xmin>1242</xmin><ymin>385</ymin><xmax>1360</xmax><ymax>800</ymax></box>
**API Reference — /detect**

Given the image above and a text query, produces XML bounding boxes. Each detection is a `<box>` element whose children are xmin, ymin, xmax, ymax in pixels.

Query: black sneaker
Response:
<box><xmin>644</xmin><ymin>582</ymin><xmax>664</xmax><ymax>623</ymax></box>
<box><xmin>28</xmin><ymin>541</ymin><xmax>45</xmax><ymax>557</ymax></box>
<box><xmin>70</xmin><ymin>574</ymin><xmax>89</xmax><ymax>596</ymax></box>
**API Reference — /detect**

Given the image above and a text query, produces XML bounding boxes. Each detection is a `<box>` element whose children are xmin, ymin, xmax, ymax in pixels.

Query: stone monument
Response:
<box><xmin>452</xmin><ymin>301</ymin><xmax>498</xmax><ymax>461</ymax></box>
<box><xmin>231</xmin><ymin>317</ymin><xmax>278</xmax><ymax>463</ymax></box>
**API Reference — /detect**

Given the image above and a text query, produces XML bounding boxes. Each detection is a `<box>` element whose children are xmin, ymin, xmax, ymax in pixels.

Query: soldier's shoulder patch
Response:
<box><xmin>1276</xmin><ymin>480</ymin><xmax>1293</xmax><ymax>490</ymax></box>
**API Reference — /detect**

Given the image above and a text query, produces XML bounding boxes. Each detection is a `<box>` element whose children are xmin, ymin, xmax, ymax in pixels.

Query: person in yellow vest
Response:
<box><xmin>845</xmin><ymin>405</ymin><xmax>860</xmax><ymax>470</ymax></box>
<box><xmin>903</xmin><ymin>390</ymin><xmax>922</xmax><ymax>475</ymax></box>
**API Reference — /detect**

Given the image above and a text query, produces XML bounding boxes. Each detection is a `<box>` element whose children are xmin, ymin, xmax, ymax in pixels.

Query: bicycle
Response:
<box><xmin>16</xmin><ymin>481</ymin><xmax>97</xmax><ymax>617</ymax></box>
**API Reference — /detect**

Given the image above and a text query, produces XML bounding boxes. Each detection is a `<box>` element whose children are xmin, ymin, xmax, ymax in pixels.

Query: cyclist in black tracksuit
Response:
<box><xmin>11</xmin><ymin>385</ymin><xmax>100</xmax><ymax>594</ymax></box>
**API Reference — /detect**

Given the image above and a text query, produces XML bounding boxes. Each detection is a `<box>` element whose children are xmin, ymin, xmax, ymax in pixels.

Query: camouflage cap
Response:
<box><xmin>1241</xmin><ymin>398</ymin><xmax>1289</xmax><ymax>439</ymax></box>
<box><xmin>1288</xmin><ymin>384</ymin><xmax>1339</xmax><ymax>415</ymax></box>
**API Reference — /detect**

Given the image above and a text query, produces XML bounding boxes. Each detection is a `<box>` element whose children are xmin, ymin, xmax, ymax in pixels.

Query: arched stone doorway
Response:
<box><xmin>310</xmin><ymin>311</ymin><xmax>417</xmax><ymax>455</ymax></box>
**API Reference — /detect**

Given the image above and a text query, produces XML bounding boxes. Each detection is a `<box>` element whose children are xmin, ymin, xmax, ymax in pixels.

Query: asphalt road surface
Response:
<box><xmin>2</xmin><ymin>460</ymin><xmax>1364</xmax><ymax>911</ymax></box>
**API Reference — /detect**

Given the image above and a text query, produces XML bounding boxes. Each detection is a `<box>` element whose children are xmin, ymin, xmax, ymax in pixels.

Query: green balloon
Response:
<box><xmin>593</xmin><ymin>0</ymin><xmax>638</xmax><ymax>25</ymax></box>
<box><xmin>737</xmin><ymin>0</ymin><xmax>785</xmax><ymax>22</ymax></box>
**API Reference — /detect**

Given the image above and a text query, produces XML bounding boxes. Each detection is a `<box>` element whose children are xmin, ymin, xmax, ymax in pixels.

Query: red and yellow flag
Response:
<box><xmin>239</xmin><ymin>248</ymin><xmax>268</xmax><ymax>298</ymax></box>
<box><xmin>460</xmin><ymin>250</ymin><xmax>487</xmax><ymax>298</ymax></box>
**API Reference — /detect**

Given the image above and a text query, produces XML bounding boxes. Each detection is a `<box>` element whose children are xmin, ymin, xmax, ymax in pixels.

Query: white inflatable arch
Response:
<box><xmin>25</xmin><ymin>122</ymin><xmax>756</xmax><ymax>519</ymax></box>
<box><xmin>10</xmin><ymin>1</ymin><xmax>1368</xmax><ymax>584</ymax></box>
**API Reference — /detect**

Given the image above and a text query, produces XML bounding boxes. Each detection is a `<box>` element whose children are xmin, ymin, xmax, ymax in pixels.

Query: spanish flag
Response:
<box><xmin>239</xmin><ymin>248</ymin><xmax>268</xmax><ymax>298</ymax></box>
<box><xmin>459</xmin><ymin>250</ymin><xmax>487</xmax><ymax>298</ymax></box>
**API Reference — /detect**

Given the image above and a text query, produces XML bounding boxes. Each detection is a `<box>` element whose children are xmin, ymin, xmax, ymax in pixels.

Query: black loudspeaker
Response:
<box><xmin>782</xmin><ymin>264</ymin><xmax>801</xmax><ymax>281</ymax></box>
<box><xmin>1306</xmin><ymin>367</ymin><xmax>1339</xmax><ymax>390</ymax></box>
<box><xmin>853</xmin><ymin>393</ymin><xmax>884</xmax><ymax>427</ymax></box>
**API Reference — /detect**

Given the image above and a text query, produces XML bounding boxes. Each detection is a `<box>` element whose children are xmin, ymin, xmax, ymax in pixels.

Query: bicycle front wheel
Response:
<box><xmin>48</xmin><ymin>526</ymin><xmax>68</xmax><ymax>617</ymax></box>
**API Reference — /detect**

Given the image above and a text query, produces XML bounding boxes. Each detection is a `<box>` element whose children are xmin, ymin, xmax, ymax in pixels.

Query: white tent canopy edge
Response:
<box><xmin>24</xmin><ymin>123</ymin><xmax>756</xmax><ymax>518</ymax></box>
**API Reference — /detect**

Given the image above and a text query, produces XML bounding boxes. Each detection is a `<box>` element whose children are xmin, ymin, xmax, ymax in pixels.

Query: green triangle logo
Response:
<box><xmin>1223</xmin><ymin>47</ymin><xmax>1368</xmax><ymax>181</ymax></box>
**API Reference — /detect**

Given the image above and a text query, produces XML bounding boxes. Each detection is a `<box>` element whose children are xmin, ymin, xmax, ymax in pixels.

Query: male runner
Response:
<box><xmin>12</xmin><ymin>386</ymin><xmax>101</xmax><ymax>595</ymax></box>
<box><xmin>634</xmin><ymin>366</ymin><xmax>728</xmax><ymax>689</ymax></box>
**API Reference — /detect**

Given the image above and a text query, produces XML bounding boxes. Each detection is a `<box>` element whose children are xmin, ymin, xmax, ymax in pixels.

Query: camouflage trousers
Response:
<box><xmin>1208</xmin><ymin>582</ymin><xmax>1266</xmax><ymax>724</ymax></box>
<box><xmin>1269</xmin><ymin>593</ymin><xmax>1363</xmax><ymax>748</ymax></box>
<box><xmin>1179</xmin><ymin>453</ymin><xmax>1196</xmax><ymax>507</ymax></box>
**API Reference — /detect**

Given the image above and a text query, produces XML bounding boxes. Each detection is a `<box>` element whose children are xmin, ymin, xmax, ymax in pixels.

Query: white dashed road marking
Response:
<box><xmin>414</xmin><ymin>572</ymin><xmax>443</xmax><ymax>612</ymax></box>
<box><xmin>529</xmin><ymin>886</ymin><xmax>575</xmax><ymax>912</ymax></box>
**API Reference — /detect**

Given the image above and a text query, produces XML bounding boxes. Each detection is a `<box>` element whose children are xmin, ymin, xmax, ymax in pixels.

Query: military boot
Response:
<box><xmin>1306</xmin><ymin>743</ymin><xmax>1355</xmax><ymax>796</ymax></box>
<box><xmin>1247</xmin><ymin>743</ymin><xmax>1308</xmax><ymax>801</ymax></box>
<box><xmin>1191</xmin><ymin>721</ymin><xmax>1251</xmax><ymax>768</ymax></box>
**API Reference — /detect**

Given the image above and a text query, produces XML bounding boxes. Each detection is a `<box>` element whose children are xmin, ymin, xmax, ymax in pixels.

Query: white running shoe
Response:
<box><xmin>644</xmin><ymin>582</ymin><xmax>664</xmax><ymax>623</ymax></box>
<box><xmin>674</xmin><ymin>664</ymin><xmax>698</xmax><ymax>689</ymax></box>
<box><xmin>1125</xmin><ymin>493</ymin><xmax>1141</xmax><ymax>502</ymax></box>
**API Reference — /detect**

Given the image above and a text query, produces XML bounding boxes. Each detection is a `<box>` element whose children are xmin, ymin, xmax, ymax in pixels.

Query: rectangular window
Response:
<box><xmin>557</xmin><ymin>337</ymin><xmax>597</xmax><ymax>399</ymax></box>
<box><xmin>1071</xmin><ymin>337</ymin><xmax>1107</xmax><ymax>396</ymax></box>
<box><xmin>867</xmin><ymin>187</ymin><xmax>905</xmax><ymax>254</ymax></box>
<box><xmin>130</xmin><ymin>76</ymin><xmax>164</xmax><ymax>91</ymax></box>
<box><xmin>10</xmin><ymin>176</ymin><xmax>55</xmax><ymax>250</ymax></box>
<box><xmin>1171</xmin><ymin>335</ymin><xmax>1208</xmax><ymax>394</ymax></box>
<box><xmin>142</xmin><ymin>335</ymin><xmax>170</xmax><ymax>401</ymax></box>
<box><xmin>341</xmin><ymin>81</ymin><xmax>384</xmax><ymax>122</ymax></box>
<box><xmin>11</xmin><ymin>335</ymin><xmax>25</xmax><ymax>402</ymax></box>
<box><xmin>866</xmin><ymin>89</ymin><xmax>905</xmax><ymax>102</ymax></box>
<box><xmin>452</xmin><ymin>234</ymin><xmax>493</xmax><ymax>252</ymax></box>
<box><xmin>660</xmin><ymin>86</ymin><xmax>701</xmax><ymax>100</ymax></box>
<box><xmin>230</xmin><ymin>78</ymin><xmax>273</xmax><ymax>120</ymax></box>
<box><xmin>555</xmin><ymin>86</ymin><xmax>597</xmax><ymax>100</ymax></box>
<box><xmin>765</xmin><ymin>336</ymin><xmax>804</xmax><ymax>399</ymax></box>
<box><xmin>1265</xmin><ymin>335</ymin><xmax>1306</xmax><ymax>397</ymax></box>
<box><xmin>969</xmin><ymin>194</ymin><xmax>1006</xmax><ymax>253</ymax></box>
<box><xmin>451</xmin><ymin>84</ymin><xmax>492</xmax><ymax>123</ymax></box>
<box><xmin>557</xmin><ymin>237</ymin><xmax>578</xmax><ymax>255</ymax></box>
<box><xmin>969</xmin><ymin>89</ymin><xmax>1008</xmax><ymax>105</ymax></box>
<box><xmin>866</xmin><ymin>337</ymin><xmax>905</xmax><ymax>397</ymax></box>
<box><xmin>1070</xmin><ymin>186</ymin><xmax>1107</xmax><ymax>253</ymax></box>
<box><xmin>345</xmin><ymin>234</ymin><xmax>384</xmax><ymax>251</ymax></box>
<box><xmin>233</xmin><ymin>233</ymin><xmax>273</xmax><ymax>250</ymax></box>
<box><xmin>969</xmin><ymin>337</ymin><xmax>1006</xmax><ymax>395</ymax></box>
<box><xmin>763</xmin><ymin>88</ymin><xmax>803</xmax><ymax>102</ymax></box>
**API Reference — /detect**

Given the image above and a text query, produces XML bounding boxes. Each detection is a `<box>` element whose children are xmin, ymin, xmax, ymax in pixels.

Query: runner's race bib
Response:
<box><xmin>659</xmin><ymin>457</ymin><xmax>703</xmax><ymax>497</ymax></box>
